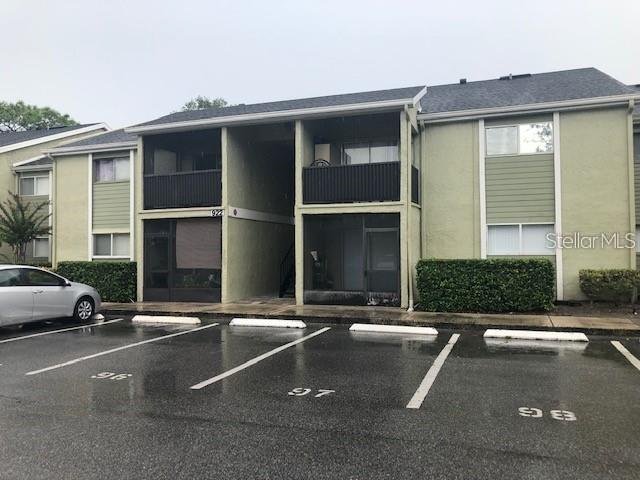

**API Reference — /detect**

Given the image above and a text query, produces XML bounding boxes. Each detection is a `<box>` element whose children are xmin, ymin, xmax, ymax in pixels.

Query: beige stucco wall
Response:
<box><xmin>422</xmin><ymin>120</ymin><xmax>480</xmax><ymax>259</ymax></box>
<box><xmin>225</xmin><ymin>218</ymin><xmax>293</xmax><ymax>300</ymax></box>
<box><xmin>560</xmin><ymin>107</ymin><xmax>634</xmax><ymax>299</ymax></box>
<box><xmin>54</xmin><ymin>153</ymin><xmax>89</xmax><ymax>262</ymax></box>
<box><xmin>222</xmin><ymin>125</ymin><xmax>295</xmax><ymax>302</ymax></box>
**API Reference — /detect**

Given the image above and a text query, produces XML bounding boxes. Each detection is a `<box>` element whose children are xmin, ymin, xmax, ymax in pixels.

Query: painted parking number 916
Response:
<box><xmin>288</xmin><ymin>388</ymin><xmax>335</xmax><ymax>398</ymax></box>
<box><xmin>519</xmin><ymin>407</ymin><xmax>577</xmax><ymax>421</ymax></box>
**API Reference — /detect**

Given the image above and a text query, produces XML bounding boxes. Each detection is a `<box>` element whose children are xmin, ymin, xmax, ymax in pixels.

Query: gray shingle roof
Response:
<box><xmin>421</xmin><ymin>68</ymin><xmax>637</xmax><ymax>115</ymax></box>
<box><xmin>133</xmin><ymin>86</ymin><xmax>425</xmax><ymax>129</ymax></box>
<box><xmin>57</xmin><ymin>128</ymin><xmax>137</xmax><ymax>148</ymax></box>
<box><xmin>0</xmin><ymin>124</ymin><xmax>98</xmax><ymax>148</ymax></box>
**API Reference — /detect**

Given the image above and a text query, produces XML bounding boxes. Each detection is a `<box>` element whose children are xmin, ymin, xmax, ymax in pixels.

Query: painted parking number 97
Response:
<box><xmin>288</xmin><ymin>388</ymin><xmax>335</xmax><ymax>398</ymax></box>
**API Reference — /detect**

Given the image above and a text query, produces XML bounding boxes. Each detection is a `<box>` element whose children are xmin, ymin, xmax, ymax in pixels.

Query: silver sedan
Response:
<box><xmin>0</xmin><ymin>265</ymin><xmax>102</xmax><ymax>327</ymax></box>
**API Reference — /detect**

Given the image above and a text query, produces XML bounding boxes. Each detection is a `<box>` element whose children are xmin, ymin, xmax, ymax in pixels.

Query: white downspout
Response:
<box><xmin>405</xmin><ymin>106</ymin><xmax>414</xmax><ymax>312</ymax></box>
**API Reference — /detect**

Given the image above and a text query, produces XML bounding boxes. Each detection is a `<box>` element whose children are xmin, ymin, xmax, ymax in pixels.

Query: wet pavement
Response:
<box><xmin>0</xmin><ymin>317</ymin><xmax>639</xmax><ymax>479</ymax></box>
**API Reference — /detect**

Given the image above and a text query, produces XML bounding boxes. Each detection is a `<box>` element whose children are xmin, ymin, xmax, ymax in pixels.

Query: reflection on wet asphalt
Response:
<box><xmin>0</xmin><ymin>318</ymin><xmax>639</xmax><ymax>479</ymax></box>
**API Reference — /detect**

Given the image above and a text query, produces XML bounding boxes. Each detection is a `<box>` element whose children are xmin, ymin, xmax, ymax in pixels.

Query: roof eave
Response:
<box><xmin>418</xmin><ymin>94</ymin><xmax>640</xmax><ymax>124</ymax></box>
<box><xmin>11</xmin><ymin>154</ymin><xmax>48</xmax><ymax>168</ymax></box>
<box><xmin>0</xmin><ymin>123</ymin><xmax>110</xmax><ymax>154</ymax></box>
<box><xmin>126</xmin><ymin>98</ymin><xmax>416</xmax><ymax>135</ymax></box>
<box><xmin>47</xmin><ymin>141</ymin><xmax>138</xmax><ymax>156</ymax></box>
<box><xmin>13</xmin><ymin>163</ymin><xmax>53</xmax><ymax>173</ymax></box>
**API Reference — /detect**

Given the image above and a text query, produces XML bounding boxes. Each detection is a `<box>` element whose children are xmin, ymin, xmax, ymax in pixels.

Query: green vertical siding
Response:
<box><xmin>485</xmin><ymin>154</ymin><xmax>555</xmax><ymax>223</ymax></box>
<box><xmin>20</xmin><ymin>194</ymin><xmax>49</xmax><ymax>208</ymax></box>
<box><xmin>93</xmin><ymin>182</ymin><xmax>130</xmax><ymax>230</ymax></box>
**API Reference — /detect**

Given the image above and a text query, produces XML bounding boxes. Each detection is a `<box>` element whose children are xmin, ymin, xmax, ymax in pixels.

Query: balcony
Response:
<box><xmin>144</xmin><ymin>169</ymin><xmax>221</xmax><ymax>210</ymax></box>
<box><xmin>302</xmin><ymin>161</ymin><xmax>400</xmax><ymax>204</ymax></box>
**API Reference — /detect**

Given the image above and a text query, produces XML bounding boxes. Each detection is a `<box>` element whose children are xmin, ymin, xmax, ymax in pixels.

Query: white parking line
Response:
<box><xmin>190</xmin><ymin>327</ymin><xmax>331</xmax><ymax>390</ymax></box>
<box><xmin>0</xmin><ymin>318</ymin><xmax>123</xmax><ymax>344</ymax></box>
<box><xmin>611</xmin><ymin>341</ymin><xmax>640</xmax><ymax>371</ymax></box>
<box><xmin>26</xmin><ymin>323</ymin><xmax>220</xmax><ymax>376</ymax></box>
<box><xmin>406</xmin><ymin>333</ymin><xmax>460</xmax><ymax>409</ymax></box>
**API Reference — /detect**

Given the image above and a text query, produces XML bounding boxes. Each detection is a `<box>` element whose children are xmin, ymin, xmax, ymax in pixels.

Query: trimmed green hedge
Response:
<box><xmin>579</xmin><ymin>269</ymin><xmax>640</xmax><ymax>303</ymax></box>
<box><xmin>416</xmin><ymin>258</ymin><xmax>555</xmax><ymax>313</ymax></box>
<box><xmin>56</xmin><ymin>261</ymin><xmax>136</xmax><ymax>303</ymax></box>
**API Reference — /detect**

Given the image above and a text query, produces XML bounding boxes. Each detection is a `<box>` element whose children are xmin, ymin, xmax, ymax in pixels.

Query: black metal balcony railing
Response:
<box><xmin>144</xmin><ymin>169</ymin><xmax>221</xmax><ymax>209</ymax></box>
<box><xmin>411</xmin><ymin>165</ymin><xmax>420</xmax><ymax>204</ymax></box>
<box><xmin>303</xmin><ymin>161</ymin><xmax>400</xmax><ymax>204</ymax></box>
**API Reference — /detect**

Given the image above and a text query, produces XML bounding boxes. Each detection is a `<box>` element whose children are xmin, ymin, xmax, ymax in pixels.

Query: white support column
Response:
<box><xmin>135</xmin><ymin>137</ymin><xmax>144</xmax><ymax>302</ymax></box>
<box><xmin>48</xmin><ymin>168</ymin><xmax>53</xmax><ymax>263</ymax></box>
<box><xmin>87</xmin><ymin>153</ymin><xmax>93</xmax><ymax>261</ymax></box>
<box><xmin>478</xmin><ymin>119</ymin><xmax>487</xmax><ymax>259</ymax></box>
<box><xmin>129</xmin><ymin>149</ymin><xmax>135</xmax><ymax>261</ymax></box>
<box><xmin>294</xmin><ymin>120</ymin><xmax>304</xmax><ymax>306</ymax></box>
<box><xmin>51</xmin><ymin>161</ymin><xmax>57</xmax><ymax>267</ymax></box>
<box><xmin>220</xmin><ymin>127</ymin><xmax>229</xmax><ymax>303</ymax></box>
<box><xmin>553</xmin><ymin>111</ymin><xmax>563</xmax><ymax>301</ymax></box>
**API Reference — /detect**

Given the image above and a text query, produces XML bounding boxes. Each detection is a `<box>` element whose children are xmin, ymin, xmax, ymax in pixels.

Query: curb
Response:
<box><xmin>229</xmin><ymin>318</ymin><xmax>306</xmax><ymax>329</ymax></box>
<box><xmin>131</xmin><ymin>315</ymin><xmax>201</xmax><ymax>325</ymax></box>
<box><xmin>349</xmin><ymin>324</ymin><xmax>438</xmax><ymax>335</ymax></box>
<box><xmin>103</xmin><ymin>308</ymin><xmax>640</xmax><ymax>336</ymax></box>
<box><xmin>484</xmin><ymin>329</ymin><xmax>589</xmax><ymax>342</ymax></box>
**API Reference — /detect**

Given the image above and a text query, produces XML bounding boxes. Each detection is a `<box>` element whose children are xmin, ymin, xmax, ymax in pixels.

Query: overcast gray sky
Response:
<box><xmin>2</xmin><ymin>0</ymin><xmax>639</xmax><ymax>129</ymax></box>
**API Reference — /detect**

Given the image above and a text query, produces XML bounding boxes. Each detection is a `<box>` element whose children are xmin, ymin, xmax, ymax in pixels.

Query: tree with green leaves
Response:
<box><xmin>0</xmin><ymin>192</ymin><xmax>51</xmax><ymax>264</ymax></box>
<box><xmin>181</xmin><ymin>96</ymin><xmax>228</xmax><ymax>111</ymax></box>
<box><xmin>0</xmin><ymin>101</ymin><xmax>77</xmax><ymax>132</ymax></box>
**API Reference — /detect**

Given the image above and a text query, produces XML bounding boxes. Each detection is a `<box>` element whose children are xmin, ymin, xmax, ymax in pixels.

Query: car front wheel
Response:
<box><xmin>74</xmin><ymin>297</ymin><xmax>94</xmax><ymax>322</ymax></box>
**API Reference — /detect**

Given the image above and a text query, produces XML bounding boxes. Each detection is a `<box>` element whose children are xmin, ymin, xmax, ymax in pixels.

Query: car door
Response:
<box><xmin>0</xmin><ymin>268</ymin><xmax>34</xmax><ymax>326</ymax></box>
<box><xmin>22</xmin><ymin>269</ymin><xmax>74</xmax><ymax>321</ymax></box>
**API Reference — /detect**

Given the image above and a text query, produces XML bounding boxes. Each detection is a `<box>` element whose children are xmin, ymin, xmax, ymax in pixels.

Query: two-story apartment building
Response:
<box><xmin>0</xmin><ymin>123</ymin><xmax>108</xmax><ymax>264</ymax></box>
<box><xmin>37</xmin><ymin>67</ymin><xmax>640</xmax><ymax>309</ymax></box>
<box><xmin>46</xmin><ymin>129</ymin><xmax>138</xmax><ymax>266</ymax></box>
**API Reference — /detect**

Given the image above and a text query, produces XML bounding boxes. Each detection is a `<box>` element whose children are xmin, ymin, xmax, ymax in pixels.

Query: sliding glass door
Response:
<box><xmin>304</xmin><ymin>213</ymin><xmax>399</xmax><ymax>306</ymax></box>
<box><xmin>144</xmin><ymin>218</ymin><xmax>222</xmax><ymax>302</ymax></box>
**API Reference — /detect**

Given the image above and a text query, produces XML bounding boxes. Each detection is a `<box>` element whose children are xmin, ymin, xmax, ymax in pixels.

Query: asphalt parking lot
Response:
<box><xmin>0</xmin><ymin>317</ymin><xmax>639</xmax><ymax>479</ymax></box>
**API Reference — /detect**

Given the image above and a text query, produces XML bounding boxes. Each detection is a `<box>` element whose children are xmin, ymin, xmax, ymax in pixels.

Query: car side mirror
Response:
<box><xmin>63</xmin><ymin>280</ymin><xmax>72</xmax><ymax>287</ymax></box>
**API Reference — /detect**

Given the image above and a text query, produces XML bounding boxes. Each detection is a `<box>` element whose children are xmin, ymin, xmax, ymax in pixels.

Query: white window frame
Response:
<box><xmin>341</xmin><ymin>138</ymin><xmax>399</xmax><ymax>165</ymax></box>
<box><xmin>28</xmin><ymin>236</ymin><xmax>50</xmax><ymax>259</ymax></box>
<box><xmin>19</xmin><ymin>175</ymin><xmax>50</xmax><ymax>196</ymax></box>
<box><xmin>92</xmin><ymin>233</ymin><xmax>131</xmax><ymax>259</ymax></box>
<box><xmin>485</xmin><ymin>122</ymin><xmax>554</xmax><ymax>157</ymax></box>
<box><xmin>93</xmin><ymin>156</ymin><xmax>130</xmax><ymax>183</ymax></box>
<box><xmin>487</xmin><ymin>222</ymin><xmax>555</xmax><ymax>255</ymax></box>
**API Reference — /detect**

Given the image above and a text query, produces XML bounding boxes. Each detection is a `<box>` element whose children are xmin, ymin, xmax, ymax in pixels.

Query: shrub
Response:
<box><xmin>579</xmin><ymin>269</ymin><xmax>640</xmax><ymax>303</ymax></box>
<box><xmin>56</xmin><ymin>261</ymin><xmax>136</xmax><ymax>303</ymax></box>
<box><xmin>416</xmin><ymin>258</ymin><xmax>555</xmax><ymax>313</ymax></box>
